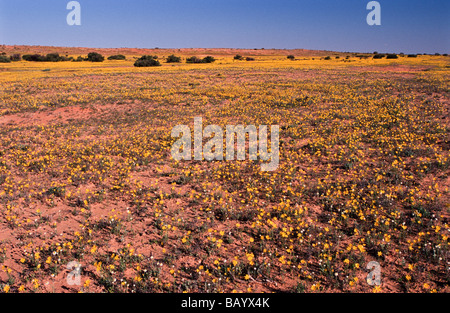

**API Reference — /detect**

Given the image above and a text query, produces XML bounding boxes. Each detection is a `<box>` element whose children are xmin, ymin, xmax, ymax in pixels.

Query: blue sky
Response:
<box><xmin>0</xmin><ymin>0</ymin><xmax>448</xmax><ymax>53</ymax></box>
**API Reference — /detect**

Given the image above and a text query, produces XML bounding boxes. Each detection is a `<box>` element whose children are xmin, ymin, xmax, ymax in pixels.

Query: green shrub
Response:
<box><xmin>0</xmin><ymin>55</ymin><xmax>11</xmax><ymax>63</ymax></box>
<box><xmin>202</xmin><ymin>56</ymin><xmax>215</xmax><ymax>63</ymax></box>
<box><xmin>134</xmin><ymin>55</ymin><xmax>161</xmax><ymax>67</ymax></box>
<box><xmin>407</xmin><ymin>54</ymin><xmax>417</xmax><ymax>58</ymax></box>
<box><xmin>386</xmin><ymin>54</ymin><xmax>398</xmax><ymax>59</ymax></box>
<box><xmin>46</xmin><ymin>53</ymin><xmax>64</xmax><ymax>62</ymax></box>
<box><xmin>87</xmin><ymin>52</ymin><xmax>105</xmax><ymax>62</ymax></box>
<box><xmin>107</xmin><ymin>54</ymin><xmax>126</xmax><ymax>60</ymax></box>
<box><xmin>166</xmin><ymin>54</ymin><xmax>181</xmax><ymax>63</ymax></box>
<box><xmin>373</xmin><ymin>54</ymin><xmax>385</xmax><ymax>59</ymax></box>
<box><xmin>10</xmin><ymin>54</ymin><xmax>21</xmax><ymax>61</ymax></box>
<box><xmin>234</xmin><ymin>54</ymin><xmax>243</xmax><ymax>60</ymax></box>
<box><xmin>245</xmin><ymin>57</ymin><xmax>255</xmax><ymax>61</ymax></box>
<box><xmin>22</xmin><ymin>53</ymin><xmax>70</xmax><ymax>62</ymax></box>
<box><xmin>186</xmin><ymin>56</ymin><xmax>202</xmax><ymax>63</ymax></box>
<box><xmin>186</xmin><ymin>56</ymin><xmax>215</xmax><ymax>64</ymax></box>
<box><xmin>23</xmin><ymin>54</ymin><xmax>47</xmax><ymax>62</ymax></box>
<box><xmin>287</xmin><ymin>55</ymin><xmax>295</xmax><ymax>60</ymax></box>
<box><xmin>324</xmin><ymin>56</ymin><xmax>331</xmax><ymax>60</ymax></box>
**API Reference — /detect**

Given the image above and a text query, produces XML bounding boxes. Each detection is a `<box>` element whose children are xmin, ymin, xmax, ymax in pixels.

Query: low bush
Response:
<box><xmin>23</xmin><ymin>54</ymin><xmax>47</xmax><ymax>62</ymax></box>
<box><xmin>22</xmin><ymin>53</ymin><xmax>71</xmax><ymax>62</ymax></box>
<box><xmin>134</xmin><ymin>55</ymin><xmax>161</xmax><ymax>67</ymax></box>
<box><xmin>46</xmin><ymin>53</ymin><xmax>65</xmax><ymax>62</ymax></box>
<box><xmin>386</xmin><ymin>54</ymin><xmax>398</xmax><ymax>59</ymax></box>
<box><xmin>10</xmin><ymin>54</ymin><xmax>21</xmax><ymax>61</ymax></box>
<box><xmin>186</xmin><ymin>56</ymin><xmax>202</xmax><ymax>64</ymax></box>
<box><xmin>166</xmin><ymin>54</ymin><xmax>181</xmax><ymax>63</ymax></box>
<box><xmin>0</xmin><ymin>55</ymin><xmax>11</xmax><ymax>63</ymax></box>
<box><xmin>107</xmin><ymin>54</ymin><xmax>126</xmax><ymax>60</ymax></box>
<box><xmin>186</xmin><ymin>56</ymin><xmax>216</xmax><ymax>64</ymax></box>
<box><xmin>202</xmin><ymin>56</ymin><xmax>215</xmax><ymax>63</ymax></box>
<box><xmin>87</xmin><ymin>52</ymin><xmax>105</xmax><ymax>62</ymax></box>
<box><xmin>373</xmin><ymin>54</ymin><xmax>385</xmax><ymax>59</ymax></box>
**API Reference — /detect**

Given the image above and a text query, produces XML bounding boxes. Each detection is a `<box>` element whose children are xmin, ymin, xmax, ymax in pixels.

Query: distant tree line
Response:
<box><xmin>0</xmin><ymin>51</ymin><xmax>218</xmax><ymax>66</ymax></box>
<box><xmin>1</xmin><ymin>50</ymin><xmax>446</xmax><ymax>65</ymax></box>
